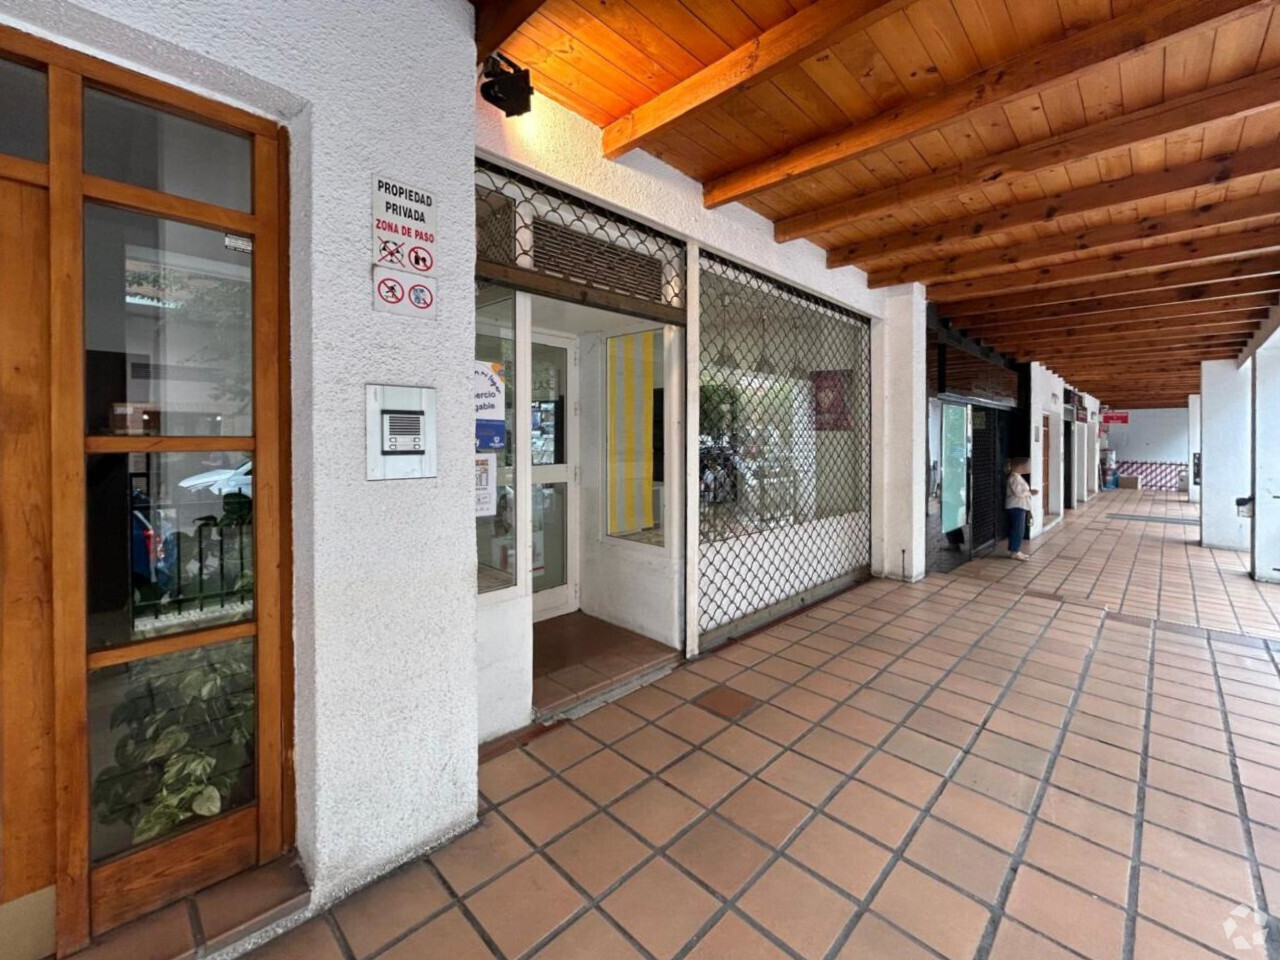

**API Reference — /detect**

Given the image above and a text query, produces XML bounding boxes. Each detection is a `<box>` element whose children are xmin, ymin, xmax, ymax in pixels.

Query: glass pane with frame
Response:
<box><xmin>83</xmin><ymin>87</ymin><xmax>252</xmax><ymax>211</ymax></box>
<box><xmin>606</xmin><ymin>329</ymin><xmax>664</xmax><ymax>546</ymax></box>
<box><xmin>88</xmin><ymin>635</ymin><xmax>256</xmax><ymax>862</ymax></box>
<box><xmin>475</xmin><ymin>283</ymin><xmax>517</xmax><ymax>593</ymax></box>
<box><xmin>87</xmin><ymin>452</ymin><xmax>254</xmax><ymax>650</ymax></box>
<box><xmin>0</xmin><ymin>57</ymin><xmax>47</xmax><ymax>161</ymax></box>
<box><xmin>532</xmin><ymin>482</ymin><xmax>568</xmax><ymax>593</ymax></box>
<box><xmin>531</xmin><ymin>342</ymin><xmax>567</xmax><ymax>466</ymax></box>
<box><xmin>84</xmin><ymin>203</ymin><xmax>253</xmax><ymax>436</ymax></box>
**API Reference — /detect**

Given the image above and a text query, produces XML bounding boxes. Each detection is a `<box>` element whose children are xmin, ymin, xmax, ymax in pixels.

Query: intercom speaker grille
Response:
<box><xmin>386</xmin><ymin>413</ymin><xmax>423</xmax><ymax>436</ymax></box>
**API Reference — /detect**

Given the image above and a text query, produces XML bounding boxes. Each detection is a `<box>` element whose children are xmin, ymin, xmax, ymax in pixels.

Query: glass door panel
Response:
<box><xmin>84</xmin><ymin>203</ymin><xmax>254</xmax><ymax>437</ymax></box>
<box><xmin>941</xmin><ymin>403</ymin><xmax>970</xmax><ymax>536</ymax></box>
<box><xmin>531</xmin><ymin>336</ymin><xmax>576</xmax><ymax>619</ymax></box>
<box><xmin>532</xmin><ymin>483</ymin><xmax>568</xmax><ymax>592</ymax></box>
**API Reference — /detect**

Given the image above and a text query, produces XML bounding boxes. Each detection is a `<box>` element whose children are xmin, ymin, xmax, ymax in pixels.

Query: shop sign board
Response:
<box><xmin>1102</xmin><ymin>411</ymin><xmax>1130</xmax><ymax>424</ymax></box>
<box><xmin>475</xmin><ymin>362</ymin><xmax>507</xmax><ymax>451</ymax></box>
<box><xmin>372</xmin><ymin>266</ymin><xmax>436</xmax><ymax>319</ymax></box>
<box><xmin>475</xmin><ymin>453</ymin><xmax>498</xmax><ymax>517</ymax></box>
<box><xmin>371</xmin><ymin>176</ymin><xmax>436</xmax><ymax>274</ymax></box>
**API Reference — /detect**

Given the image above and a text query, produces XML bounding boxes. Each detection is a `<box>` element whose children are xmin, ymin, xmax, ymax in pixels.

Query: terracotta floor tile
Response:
<box><xmin>617</xmin><ymin>685</ymin><xmax>683</xmax><ymax>720</ymax></box>
<box><xmin>501</xmin><ymin>779</ymin><xmax>595</xmax><ymax>845</ymax></box>
<box><xmin>826</xmin><ymin>780</ymin><xmax>920</xmax><ymax>848</ymax></box>
<box><xmin>77</xmin><ymin>903</ymin><xmax>196</xmax><ymax>960</ymax></box>
<box><xmin>759</xmin><ymin>751</ymin><xmax>842</xmax><ymax>805</ymax></box>
<box><xmin>687</xmin><ymin>657</ymin><xmax>744</xmax><ymax>683</ymax></box>
<box><xmin>884</xmin><ymin>727</ymin><xmax>962</xmax><ymax>775</ymax></box>
<box><xmin>1006</xmin><ymin>866</ymin><xmax>1126</xmax><ymax>960</ymax></box>
<box><xmin>656</xmin><ymin>703</ymin><xmax>729</xmax><ymax>745</ymax></box>
<box><xmin>704</xmin><ymin>726</ymin><xmax>782</xmax><ymax>773</ymax></box>
<box><xmin>932</xmin><ymin>782</ymin><xmax>1028</xmax><ymax>853</ymax></box>
<box><xmin>464</xmin><ymin>857</ymin><xmax>585</xmax><ymax>958</ymax></box>
<box><xmin>695</xmin><ymin>684</ymin><xmax>761</xmax><ymax>720</ymax></box>
<box><xmin>718</xmin><ymin>780</ymin><xmax>809</xmax><ymax>846</ymax></box>
<box><xmin>1050</xmin><ymin>757</ymin><xmax>1137</xmax><ymax>814</ymax></box>
<box><xmin>739</xmin><ymin>860</ymin><xmax>855</xmax><ymax>958</ymax></box>
<box><xmin>858</xmin><ymin>751</ymin><xmax>943</xmax><ymax>806</ymax></box>
<box><xmin>196</xmin><ymin>858</ymin><xmax>309</xmax><ymax>952</ymax></box>
<box><xmin>1023</xmin><ymin>821</ymin><xmax>1130</xmax><ymax>907</ymax></box>
<box><xmin>972</xmin><ymin>730</ymin><xmax>1051</xmax><ymax>779</ymax></box>
<box><xmin>378</xmin><ymin>909</ymin><xmax>494</xmax><ymax>960</ymax></box>
<box><xmin>602</xmin><ymin>858</ymin><xmax>719</xmax><ymax>960</ymax></box>
<box><xmin>1138</xmin><ymin>866</ymin><xmax>1249</xmax><ymax>953</ymax></box>
<box><xmin>954</xmin><ymin>754</ymin><xmax>1041</xmax><ymax>812</ymax></box>
<box><xmin>684</xmin><ymin>913</ymin><xmax>791</xmax><ymax>960</ymax></box>
<box><xmin>525</xmin><ymin>726</ymin><xmax>601</xmax><ymax>771</ymax></box>
<box><xmin>332</xmin><ymin>861</ymin><xmax>451</xmax><ymax>959</ymax></box>
<box><xmin>1140</xmin><ymin>823</ymin><xmax>1254</xmax><ymax>904</ymax></box>
<box><xmin>561</xmin><ymin>749</ymin><xmax>646</xmax><ymax>805</ymax></box>
<box><xmin>788</xmin><ymin>814</ymin><xmax>891</xmax><ymax>899</ymax></box>
<box><xmin>988</xmin><ymin>918</ymin><xmax>1081</xmax><ymax>960</ymax></box>
<box><xmin>611</xmin><ymin>780</ymin><xmax>703</xmax><ymax>846</ymax></box>
<box><xmin>430</xmin><ymin>813</ymin><xmax>532</xmax><ymax>895</ymax></box>
<box><xmin>545</xmin><ymin>814</ymin><xmax>648</xmax><ymax>897</ymax></box>
<box><xmin>251</xmin><ymin>919</ymin><xmax>344</xmax><ymax>960</ymax></box>
<box><xmin>535</xmin><ymin>910</ymin><xmax>644</xmax><ymax>960</ymax></box>
<box><xmin>479</xmin><ymin>749</ymin><xmax>548</xmax><ymax>803</ymax></box>
<box><xmin>835</xmin><ymin>914</ymin><xmax>936</xmax><ymax>960</ymax></box>
<box><xmin>741</xmin><ymin>703</ymin><xmax>812</xmax><ymax>745</ymax></box>
<box><xmin>656</xmin><ymin>668</ymin><xmax>717</xmax><ymax>701</ymax></box>
<box><xmin>906</xmin><ymin>818</ymin><xmax>1010</xmax><ymax>904</ymax></box>
<box><xmin>1133</xmin><ymin>918</ymin><xmax>1240</xmax><ymax>960</ymax></box>
<box><xmin>728</xmin><ymin>669</ymin><xmax>789</xmax><ymax>701</ymax></box>
<box><xmin>872</xmin><ymin>862</ymin><xmax>990</xmax><ymax>960</ymax></box>
<box><xmin>1037</xmin><ymin>786</ymin><xmax>1134</xmax><ymax>855</ymax></box>
<box><xmin>667</xmin><ymin>814</ymin><xmax>772</xmax><ymax>897</ymax></box>
<box><xmin>793</xmin><ymin>726</ymin><xmax>871</xmax><ymax>773</ymax></box>
<box><xmin>614</xmin><ymin>725</ymin><xmax>690</xmax><ymax>773</ymax></box>
<box><xmin>660</xmin><ymin>750</ymin><xmax>747</xmax><ymax>807</ymax></box>
<box><xmin>572</xmin><ymin>704</ymin><xmax>645</xmax><ymax>744</ymax></box>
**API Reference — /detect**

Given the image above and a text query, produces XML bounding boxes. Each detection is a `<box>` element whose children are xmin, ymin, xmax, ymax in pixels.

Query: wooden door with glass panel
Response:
<box><xmin>0</xmin><ymin>28</ymin><xmax>288</xmax><ymax>954</ymax></box>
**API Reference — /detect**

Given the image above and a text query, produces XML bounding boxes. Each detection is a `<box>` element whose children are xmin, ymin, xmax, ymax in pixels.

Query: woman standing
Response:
<box><xmin>1005</xmin><ymin>458</ymin><xmax>1038</xmax><ymax>561</ymax></box>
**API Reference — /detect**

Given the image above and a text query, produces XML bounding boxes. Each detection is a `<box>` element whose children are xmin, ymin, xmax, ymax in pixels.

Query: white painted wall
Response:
<box><xmin>1201</xmin><ymin>359</ymin><xmax>1253</xmax><ymax>550</ymax></box>
<box><xmin>871</xmin><ymin>286</ymin><xmax>927</xmax><ymax>580</ymax></box>
<box><xmin>1029</xmin><ymin>364</ymin><xmax>1064</xmax><ymax>532</ymax></box>
<box><xmin>1188</xmin><ymin>395</ymin><xmax>1202</xmax><ymax>504</ymax></box>
<box><xmin>0</xmin><ymin>0</ymin><xmax>481</xmax><ymax>910</ymax></box>
<box><xmin>1253</xmin><ymin>343</ymin><xmax>1280</xmax><ymax>582</ymax></box>
<box><xmin>1105</xmin><ymin>408</ymin><xmax>1190</xmax><ymax>463</ymax></box>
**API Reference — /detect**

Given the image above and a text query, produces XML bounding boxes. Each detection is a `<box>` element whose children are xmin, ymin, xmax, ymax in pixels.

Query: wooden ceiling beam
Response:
<box><xmin>939</xmin><ymin>274</ymin><xmax>1280</xmax><ymax>321</ymax></box>
<box><xmin>775</xmin><ymin>64</ymin><xmax>1280</xmax><ymax>243</ymax></box>
<box><xmin>830</xmin><ymin>144</ymin><xmax>1280</xmax><ymax>266</ymax></box>
<box><xmin>926</xmin><ymin>225</ymin><xmax>1280</xmax><ymax>301</ymax></box>
<box><xmin>1023</xmin><ymin>339</ymin><xmax>1251</xmax><ymax>361</ymax></box>
<box><xmin>474</xmin><ymin>0</ymin><xmax>546</xmax><ymax>63</ymax></box>
<box><xmin>704</xmin><ymin>0</ymin><xmax>1272</xmax><ymax>210</ymax></box>
<box><xmin>600</xmin><ymin>0</ymin><xmax>914</xmax><ymax>160</ymax></box>
<box><xmin>867</xmin><ymin>195</ymin><xmax>1280</xmax><ymax>287</ymax></box>
<box><xmin>981</xmin><ymin>321</ymin><xmax>1262</xmax><ymax>351</ymax></box>
<box><xmin>955</xmin><ymin>297</ymin><xmax>1274</xmax><ymax>332</ymax></box>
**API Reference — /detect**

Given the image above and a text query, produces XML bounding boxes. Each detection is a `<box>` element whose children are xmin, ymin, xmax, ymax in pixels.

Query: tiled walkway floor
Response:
<box><xmin>252</xmin><ymin>490</ymin><xmax>1280</xmax><ymax>960</ymax></box>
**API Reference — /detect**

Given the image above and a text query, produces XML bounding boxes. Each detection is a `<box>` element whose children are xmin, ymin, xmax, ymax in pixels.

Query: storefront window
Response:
<box><xmin>476</xmin><ymin>283</ymin><xmax>517</xmax><ymax>593</ymax></box>
<box><xmin>606</xmin><ymin>329</ymin><xmax>664</xmax><ymax>545</ymax></box>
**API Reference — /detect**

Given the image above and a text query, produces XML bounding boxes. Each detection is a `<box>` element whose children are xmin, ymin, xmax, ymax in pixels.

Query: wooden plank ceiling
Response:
<box><xmin>489</xmin><ymin>0</ymin><xmax>1280</xmax><ymax>409</ymax></box>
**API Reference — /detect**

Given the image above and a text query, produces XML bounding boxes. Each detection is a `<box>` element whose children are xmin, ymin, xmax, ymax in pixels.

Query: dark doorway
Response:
<box><xmin>1064</xmin><ymin>417</ymin><xmax>1075</xmax><ymax>510</ymax></box>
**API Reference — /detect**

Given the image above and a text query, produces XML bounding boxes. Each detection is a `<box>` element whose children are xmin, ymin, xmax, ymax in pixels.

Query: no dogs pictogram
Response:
<box><xmin>378</xmin><ymin>238</ymin><xmax>405</xmax><ymax>265</ymax></box>
<box><xmin>377</xmin><ymin>276</ymin><xmax>405</xmax><ymax>304</ymax></box>
<box><xmin>408</xmin><ymin>245</ymin><xmax>434</xmax><ymax>273</ymax></box>
<box><xmin>408</xmin><ymin>283</ymin><xmax>434</xmax><ymax>310</ymax></box>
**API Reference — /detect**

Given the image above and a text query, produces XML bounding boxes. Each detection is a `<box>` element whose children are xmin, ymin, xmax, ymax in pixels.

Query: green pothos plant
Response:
<box><xmin>91</xmin><ymin>638</ymin><xmax>255</xmax><ymax>846</ymax></box>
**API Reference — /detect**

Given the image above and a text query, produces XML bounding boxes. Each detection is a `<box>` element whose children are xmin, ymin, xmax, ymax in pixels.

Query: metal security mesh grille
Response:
<box><xmin>698</xmin><ymin>253</ymin><xmax>872</xmax><ymax>646</ymax></box>
<box><xmin>971</xmin><ymin>407</ymin><xmax>998</xmax><ymax>550</ymax></box>
<box><xmin>475</xmin><ymin>159</ymin><xmax>685</xmax><ymax>324</ymax></box>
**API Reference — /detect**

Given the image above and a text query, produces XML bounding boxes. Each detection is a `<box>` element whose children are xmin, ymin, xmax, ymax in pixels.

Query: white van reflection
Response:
<box><xmin>178</xmin><ymin>460</ymin><xmax>253</xmax><ymax>497</ymax></box>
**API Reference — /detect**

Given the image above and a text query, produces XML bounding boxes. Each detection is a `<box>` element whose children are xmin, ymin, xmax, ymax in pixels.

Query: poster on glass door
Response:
<box><xmin>475</xmin><ymin>361</ymin><xmax>507</xmax><ymax>452</ymax></box>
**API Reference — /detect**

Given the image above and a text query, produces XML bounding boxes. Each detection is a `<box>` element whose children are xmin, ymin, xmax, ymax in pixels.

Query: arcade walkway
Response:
<box><xmin>250</xmin><ymin>490</ymin><xmax>1280</xmax><ymax>960</ymax></box>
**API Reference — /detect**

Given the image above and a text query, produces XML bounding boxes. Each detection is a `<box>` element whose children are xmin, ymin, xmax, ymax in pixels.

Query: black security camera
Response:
<box><xmin>480</xmin><ymin>54</ymin><xmax>533</xmax><ymax>118</ymax></box>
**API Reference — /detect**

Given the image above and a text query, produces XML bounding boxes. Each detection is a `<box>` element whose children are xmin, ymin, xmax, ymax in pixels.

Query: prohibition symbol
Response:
<box><xmin>408</xmin><ymin>283</ymin><xmax>434</xmax><ymax>310</ymax></box>
<box><xmin>377</xmin><ymin>276</ymin><xmax>405</xmax><ymax>304</ymax></box>
<box><xmin>378</xmin><ymin>238</ymin><xmax>405</xmax><ymax>265</ymax></box>
<box><xmin>408</xmin><ymin>246</ymin><xmax>434</xmax><ymax>273</ymax></box>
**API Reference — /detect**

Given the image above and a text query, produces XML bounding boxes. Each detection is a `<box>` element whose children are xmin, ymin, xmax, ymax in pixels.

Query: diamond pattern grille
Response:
<box><xmin>697</xmin><ymin>253</ymin><xmax>872</xmax><ymax>645</ymax></box>
<box><xmin>474</xmin><ymin>160</ymin><xmax>685</xmax><ymax>318</ymax></box>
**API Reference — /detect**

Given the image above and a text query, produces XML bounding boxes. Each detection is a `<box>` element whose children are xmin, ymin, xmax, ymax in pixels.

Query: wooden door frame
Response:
<box><xmin>0</xmin><ymin>26</ymin><xmax>293</xmax><ymax>954</ymax></box>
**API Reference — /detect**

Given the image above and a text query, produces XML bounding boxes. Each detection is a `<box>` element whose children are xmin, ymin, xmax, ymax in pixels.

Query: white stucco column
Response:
<box><xmin>1253</xmin><ymin>343</ymin><xmax>1280</xmax><ymax>582</ymax></box>
<box><xmin>1201</xmin><ymin>359</ymin><xmax>1253</xmax><ymax>550</ymax></box>
<box><xmin>1188</xmin><ymin>394</ymin><xmax>1202</xmax><ymax>504</ymax></box>
<box><xmin>871</xmin><ymin>284</ymin><xmax>927</xmax><ymax>581</ymax></box>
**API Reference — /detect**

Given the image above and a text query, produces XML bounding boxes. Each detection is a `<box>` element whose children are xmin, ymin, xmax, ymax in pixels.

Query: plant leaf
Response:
<box><xmin>191</xmin><ymin>785</ymin><xmax>222</xmax><ymax>817</ymax></box>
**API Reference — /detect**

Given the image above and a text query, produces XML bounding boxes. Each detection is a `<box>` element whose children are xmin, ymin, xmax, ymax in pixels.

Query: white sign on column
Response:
<box><xmin>371</xmin><ymin>175</ymin><xmax>438</xmax><ymax>318</ymax></box>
